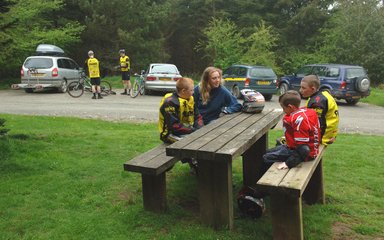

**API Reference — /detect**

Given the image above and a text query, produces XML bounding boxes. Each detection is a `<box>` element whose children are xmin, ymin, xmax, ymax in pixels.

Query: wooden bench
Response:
<box><xmin>123</xmin><ymin>144</ymin><xmax>178</xmax><ymax>213</ymax></box>
<box><xmin>256</xmin><ymin>145</ymin><xmax>326</xmax><ymax>240</ymax></box>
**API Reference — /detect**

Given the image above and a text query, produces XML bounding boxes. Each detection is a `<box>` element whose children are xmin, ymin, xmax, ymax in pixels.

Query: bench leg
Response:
<box><xmin>242</xmin><ymin>133</ymin><xmax>268</xmax><ymax>187</ymax></box>
<box><xmin>303</xmin><ymin>158</ymin><xmax>325</xmax><ymax>205</ymax></box>
<box><xmin>270</xmin><ymin>194</ymin><xmax>303</xmax><ymax>240</ymax></box>
<box><xmin>198</xmin><ymin>159</ymin><xmax>233</xmax><ymax>230</ymax></box>
<box><xmin>142</xmin><ymin>173</ymin><xmax>166</xmax><ymax>213</ymax></box>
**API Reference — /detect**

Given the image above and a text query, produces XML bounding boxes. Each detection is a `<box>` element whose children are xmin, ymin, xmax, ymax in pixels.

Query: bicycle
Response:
<box><xmin>130</xmin><ymin>70</ymin><xmax>145</xmax><ymax>98</ymax></box>
<box><xmin>67</xmin><ymin>71</ymin><xmax>112</xmax><ymax>98</ymax></box>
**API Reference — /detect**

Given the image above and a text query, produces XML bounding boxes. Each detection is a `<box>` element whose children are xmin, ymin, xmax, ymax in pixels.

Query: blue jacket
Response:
<box><xmin>193</xmin><ymin>85</ymin><xmax>242</xmax><ymax>125</ymax></box>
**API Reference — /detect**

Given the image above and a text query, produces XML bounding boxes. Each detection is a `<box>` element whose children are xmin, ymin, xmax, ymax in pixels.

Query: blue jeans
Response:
<box><xmin>263</xmin><ymin>144</ymin><xmax>295</xmax><ymax>164</ymax></box>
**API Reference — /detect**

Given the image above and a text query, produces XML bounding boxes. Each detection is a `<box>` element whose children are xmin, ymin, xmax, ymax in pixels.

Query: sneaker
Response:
<box><xmin>98</xmin><ymin>94</ymin><xmax>103</xmax><ymax>99</ymax></box>
<box><xmin>188</xmin><ymin>159</ymin><xmax>198</xmax><ymax>175</ymax></box>
<box><xmin>120</xmin><ymin>92</ymin><xmax>127</xmax><ymax>95</ymax></box>
<box><xmin>92</xmin><ymin>95</ymin><xmax>96</xmax><ymax>99</ymax></box>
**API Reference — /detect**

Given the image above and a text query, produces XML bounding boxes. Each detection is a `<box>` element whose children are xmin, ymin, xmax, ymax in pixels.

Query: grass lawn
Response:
<box><xmin>0</xmin><ymin>114</ymin><xmax>383</xmax><ymax>239</ymax></box>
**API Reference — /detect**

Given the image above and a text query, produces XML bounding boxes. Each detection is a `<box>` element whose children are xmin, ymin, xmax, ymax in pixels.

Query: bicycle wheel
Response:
<box><xmin>130</xmin><ymin>80</ymin><xmax>140</xmax><ymax>98</ymax></box>
<box><xmin>100</xmin><ymin>80</ymin><xmax>112</xmax><ymax>96</ymax></box>
<box><xmin>67</xmin><ymin>81</ymin><xmax>84</xmax><ymax>98</ymax></box>
<box><xmin>139</xmin><ymin>78</ymin><xmax>145</xmax><ymax>95</ymax></box>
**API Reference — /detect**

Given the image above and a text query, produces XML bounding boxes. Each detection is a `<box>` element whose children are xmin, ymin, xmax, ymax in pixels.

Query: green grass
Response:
<box><xmin>361</xmin><ymin>86</ymin><xmax>384</xmax><ymax>107</ymax></box>
<box><xmin>0</xmin><ymin>114</ymin><xmax>383</xmax><ymax>239</ymax></box>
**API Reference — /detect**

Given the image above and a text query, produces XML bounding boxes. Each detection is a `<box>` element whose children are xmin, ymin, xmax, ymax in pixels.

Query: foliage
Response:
<box><xmin>0</xmin><ymin>114</ymin><xmax>383</xmax><ymax>239</ymax></box>
<box><xmin>196</xmin><ymin>17</ymin><xmax>243</xmax><ymax>69</ymax></box>
<box><xmin>0</xmin><ymin>0</ymin><xmax>84</xmax><ymax>79</ymax></box>
<box><xmin>361</xmin><ymin>87</ymin><xmax>384</xmax><ymax>107</ymax></box>
<box><xmin>0</xmin><ymin>118</ymin><xmax>10</xmax><ymax>136</ymax></box>
<box><xmin>318</xmin><ymin>0</ymin><xmax>384</xmax><ymax>85</ymax></box>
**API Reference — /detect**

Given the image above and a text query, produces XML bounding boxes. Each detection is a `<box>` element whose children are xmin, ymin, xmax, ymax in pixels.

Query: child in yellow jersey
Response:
<box><xmin>300</xmin><ymin>75</ymin><xmax>339</xmax><ymax>145</ymax></box>
<box><xmin>159</xmin><ymin>78</ymin><xmax>203</xmax><ymax>174</ymax></box>
<box><xmin>85</xmin><ymin>50</ymin><xmax>102</xmax><ymax>99</ymax></box>
<box><xmin>119</xmin><ymin>49</ymin><xmax>131</xmax><ymax>95</ymax></box>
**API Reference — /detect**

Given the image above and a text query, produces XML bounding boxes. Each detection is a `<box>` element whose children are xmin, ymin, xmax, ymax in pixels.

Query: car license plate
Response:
<box><xmin>159</xmin><ymin>77</ymin><xmax>171</xmax><ymax>81</ymax></box>
<box><xmin>30</xmin><ymin>73</ymin><xmax>45</xmax><ymax>77</ymax></box>
<box><xmin>257</xmin><ymin>80</ymin><xmax>270</xmax><ymax>85</ymax></box>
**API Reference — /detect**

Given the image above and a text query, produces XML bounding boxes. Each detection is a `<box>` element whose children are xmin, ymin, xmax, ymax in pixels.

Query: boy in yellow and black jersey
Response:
<box><xmin>119</xmin><ymin>49</ymin><xmax>131</xmax><ymax>95</ymax></box>
<box><xmin>300</xmin><ymin>75</ymin><xmax>339</xmax><ymax>145</ymax></box>
<box><xmin>159</xmin><ymin>77</ymin><xmax>203</xmax><ymax>144</ymax></box>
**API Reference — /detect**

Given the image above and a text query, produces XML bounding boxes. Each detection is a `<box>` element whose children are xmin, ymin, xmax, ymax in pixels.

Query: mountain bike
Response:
<box><xmin>67</xmin><ymin>71</ymin><xmax>112</xmax><ymax>98</ymax></box>
<box><xmin>130</xmin><ymin>71</ymin><xmax>145</xmax><ymax>98</ymax></box>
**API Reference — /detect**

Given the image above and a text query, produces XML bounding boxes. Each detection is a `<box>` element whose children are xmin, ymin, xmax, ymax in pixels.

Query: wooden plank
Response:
<box><xmin>198</xmin><ymin>158</ymin><xmax>233</xmax><ymax>230</ymax></box>
<box><xmin>270</xmin><ymin>193</ymin><xmax>304</xmax><ymax>240</ymax></box>
<box><xmin>278</xmin><ymin>145</ymin><xmax>326</xmax><ymax>197</ymax></box>
<box><xmin>142</xmin><ymin>173</ymin><xmax>167</xmax><ymax>213</ymax></box>
<box><xmin>165</xmin><ymin>113</ymin><xmax>240</xmax><ymax>157</ymax></box>
<box><xmin>257</xmin><ymin>162</ymin><xmax>290</xmax><ymax>191</ymax></box>
<box><xmin>197</xmin><ymin>111</ymin><xmax>267</xmax><ymax>161</ymax></box>
<box><xmin>124</xmin><ymin>144</ymin><xmax>168</xmax><ymax>170</ymax></box>
<box><xmin>303</xmin><ymin>158</ymin><xmax>325</xmax><ymax>204</ymax></box>
<box><xmin>216</xmin><ymin>109</ymin><xmax>284</xmax><ymax>161</ymax></box>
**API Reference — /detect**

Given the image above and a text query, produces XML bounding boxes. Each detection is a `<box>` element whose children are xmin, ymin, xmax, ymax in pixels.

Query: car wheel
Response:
<box><xmin>144</xmin><ymin>87</ymin><xmax>151</xmax><ymax>95</ymax></box>
<box><xmin>355</xmin><ymin>77</ymin><xmax>370</xmax><ymax>93</ymax></box>
<box><xmin>263</xmin><ymin>94</ymin><xmax>272</xmax><ymax>101</ymax></box>
<box><xmin>231</xmin><ymin>86</ymin><xmax>241</xmax><ymax>99</ymax></box>
<box><xmin>279</xmin><ymin>83</ymin><xmax>288</xmax><ymax>95</ymax></box>
<box><xmin>25</xmin><ymin>89</ymin><xmax>33</xmax><ymax>93</ymax></box>
<box><xmin>346</xmin><ymin>99</ymin><xmax>359</xmax><ymax>105</ymax></box>
<box><xmin>57</xmin><ymin>80</ymin><xmax>67</xmax><ymax>93</ymax></box>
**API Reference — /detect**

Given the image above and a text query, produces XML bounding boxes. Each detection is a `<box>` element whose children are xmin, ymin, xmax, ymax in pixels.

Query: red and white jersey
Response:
<box><xmin>282</xmin><ymin>107</ymin><xmax>321</xmax><ymax>159</ymax></box>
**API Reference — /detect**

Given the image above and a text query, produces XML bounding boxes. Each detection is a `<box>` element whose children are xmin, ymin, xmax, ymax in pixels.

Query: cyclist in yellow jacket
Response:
<box><xmin>119</xmin><ymin>49</ymin><xmax>131</xmax><ymax>95</ymax></box>
<box><xmin>85</xmin><ymin>50</ymin><xmax>102</xmax><ymax>99</ymax></box>
<box><xmin>300</xmin><ymin>75</ymin><xmax>339</xmax><ymax>145</ymax></box>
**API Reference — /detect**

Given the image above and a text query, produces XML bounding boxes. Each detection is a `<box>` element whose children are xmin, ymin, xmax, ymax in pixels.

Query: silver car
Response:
<box><xmin>15</xmin><ymin>44</ymin><xmax>81</xmax><ymax>93</ymax></box>
<box><xmin>143</xmin><ymin>63</ymin><xmax>182</xmax><ymax>94</ymax></box>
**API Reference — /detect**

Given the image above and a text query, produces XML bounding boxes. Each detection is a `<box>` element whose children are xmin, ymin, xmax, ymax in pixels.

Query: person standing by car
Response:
<box><xmin>119</xmin><ymin>49</ymin><xmax>131</xmax><ymax>95</ymax></box>
<box><xmin>85</xmin><ymin>50</ymin><xmax>102</xmax><ymax>99</ymax></box>
<box><xmin>193</xmin><ymin>66</ymin><xmax>242</xmax><ymax>125</ymax></box>
<box><xmin>300</xmin><ymin>75</ymin><xmax>339</xmax><ymax>145</ymax></box>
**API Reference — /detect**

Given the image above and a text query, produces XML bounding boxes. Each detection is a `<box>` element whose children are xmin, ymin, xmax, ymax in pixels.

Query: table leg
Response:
<box><xmin>242</xmin><ymin>133</ymin><xmax>268</xmax><ymax>187</ymax></box>
<box><xmin>197</xmin><ymin>159</ymin><xmax>233</xmax><ymax>230</ymax></box>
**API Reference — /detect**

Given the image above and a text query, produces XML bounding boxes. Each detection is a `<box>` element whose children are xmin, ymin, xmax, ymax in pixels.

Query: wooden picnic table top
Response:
<box><xmin>166</xmin><ymin>109</ymin><xmax>284</xmax><ymax>162</ymax></box>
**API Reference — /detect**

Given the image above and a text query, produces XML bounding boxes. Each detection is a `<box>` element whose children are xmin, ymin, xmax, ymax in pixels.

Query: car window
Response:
<box><xmin>58</xmin><ymin>59</ymin><xmax>72</xmax><ymax>69</ymax></box>
<box><xmin>150</xmin><ymin>65</ymin><xmax>178</xmax><ymax>74</ymax></box>
<box><xmin>223</xmin><ymin>67</ymin><xmax>232</xmax><ymax>76</ymax></box>
<box><xmin>346</xmin><ymin>68</ymin><xmax>366</xmax><ymax>78</ymax></box>
<box><xmin>68</xmin><ymin>59</ymin><xmax>79</xmax><ymax>70</ymax></box>
<box><xmin>326</xmin><ymin>67</ymin><xmax>340</xmax><ymax>77</ymax></box>
<box><xmin>313</xmin><ymin>66</ymin><xmax>328</xmax><ymax>77</ymax></box>
<box><xmin>24</xmin><ymin>58</ymin><xmax>53</xmax><ymax>69</ymax></box>
<box><xmin>296</xmin><ymin>66</ymin><xmax>312</xmax><ymax>77</ymax></box>
<box><xmin>250</xmin><ymin>68</ymin><xmax>276</xmax><ymax>78</ymax></box>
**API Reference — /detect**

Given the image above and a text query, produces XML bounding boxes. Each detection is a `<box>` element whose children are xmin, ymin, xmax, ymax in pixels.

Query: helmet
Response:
<box><xmin>237</xmin><ymin>186</ymin><xmax>265</xmax><ymax>219</ymax></box>
<box><xmin>88</xmin><ymin>50</ymin><xmax>94</xmax><ymax>56</ymax></box>
<box><xmin>119</xmin><ymin>49</ymin><xmax>125</xmax><ymax>54</ymax></box>
<box><xmin>241</xmin><ymin>89</ymin><xmax>265</xmax><ymax>113</ymax></box>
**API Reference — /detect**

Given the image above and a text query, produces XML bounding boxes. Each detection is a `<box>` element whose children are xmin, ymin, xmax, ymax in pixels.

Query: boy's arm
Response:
<box><xmin>162</xmin><ymin>101</ymin><xmax>194</xmax><ymax>136</ymax></box>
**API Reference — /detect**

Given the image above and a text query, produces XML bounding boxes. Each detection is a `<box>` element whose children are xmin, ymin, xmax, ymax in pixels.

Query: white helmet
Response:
<box><xmin>241</xmin><ymin>89</ymin><xmax>265</xmax><ymax>113</ymax></box>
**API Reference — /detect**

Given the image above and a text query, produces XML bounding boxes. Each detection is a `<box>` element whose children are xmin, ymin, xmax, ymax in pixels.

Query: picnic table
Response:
<box><xmin>166</xmin><ymin>109</ymin><xmax>284</xmax><ymax>229</ymax></box>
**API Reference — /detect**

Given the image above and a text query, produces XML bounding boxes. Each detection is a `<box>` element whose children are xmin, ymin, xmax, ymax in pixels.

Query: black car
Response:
<box><xmin>279</xmin><ymin>64</ymin><xmax>370</xmax><ymax>105</ymax></box>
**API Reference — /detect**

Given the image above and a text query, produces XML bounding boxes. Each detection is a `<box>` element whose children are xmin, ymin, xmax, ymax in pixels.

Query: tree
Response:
<box><xmin>0</xmin><ymin>0</ymin><xmax>84</xmax><ymax>79</ymax></box>
<box><xmin>318</xmin><ymin>0</ymin><xmax>384</xmax><ymax>85</ymax></box>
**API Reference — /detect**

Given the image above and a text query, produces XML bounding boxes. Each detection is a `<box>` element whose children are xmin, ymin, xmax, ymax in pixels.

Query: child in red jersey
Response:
<box><xmin>263</xmin><ymin>90</ymin><xmax>321</xmax><ymax>169</ymax></box>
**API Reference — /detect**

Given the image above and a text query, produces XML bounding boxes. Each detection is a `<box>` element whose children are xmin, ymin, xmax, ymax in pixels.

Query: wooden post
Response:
<box><xmin>242</xmin><ymin>133</ymin><xmax>268</xmax><ymax>187</ymax></box>
<box><xmin>198</xmin><ymin>159</ymin><xmax>233</xmax><ymax>230</ymax></box>
<box><xmin>142</xmin><ymin>173</ymin><xmax>167</xmax><ymax>213</ymax></box>
<box><xmin>270</xmin><ymin>193</ymin><xmax>303</xmax><ymax>240</ymax></box>
<box><xmin>303</xmin><ymin>158</ymin><xmax>325</xmax><ymax>204</ymax></box>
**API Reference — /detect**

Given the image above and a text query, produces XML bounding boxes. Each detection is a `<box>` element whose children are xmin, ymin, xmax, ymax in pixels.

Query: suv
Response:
<box><xmin>14</xmin><ymin>44</ymin><xmax>82</xmax><ymax>93</ymax></box>
<box><xmin>223</xmin><ymin>64</ymin><xmax>278</xmax><ymax>101</ymax></box>
<box><xmin>279</xmin><ymin>64</ymin><xmax>370</xmax><ymax>105</ymax></box>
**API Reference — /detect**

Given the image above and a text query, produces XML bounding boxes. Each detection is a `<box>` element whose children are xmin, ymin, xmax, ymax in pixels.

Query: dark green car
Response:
<box><xmin>223</xmin><ymin>64</ymin><xmax>278</xmax><ymax>101</ymax></box>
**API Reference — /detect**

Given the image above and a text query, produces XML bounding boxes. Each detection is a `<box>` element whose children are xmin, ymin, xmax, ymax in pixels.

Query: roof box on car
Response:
<box><xmin>35</xmin><ymin>44</ymin><xmax>65</xmax><ymax>56</ymax></box>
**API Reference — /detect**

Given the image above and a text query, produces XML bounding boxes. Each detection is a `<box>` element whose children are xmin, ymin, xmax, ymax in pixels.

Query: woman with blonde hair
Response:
<box><xmin>193</xmin><ymin>66</ymin><xmax>242</xmax><ymax>124</ymax></box>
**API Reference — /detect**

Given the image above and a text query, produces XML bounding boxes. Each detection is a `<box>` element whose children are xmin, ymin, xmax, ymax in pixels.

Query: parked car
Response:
<box><xmin>279</xmin><ymin>64</ymin><xmax>371</xmax><ymax>105</ymax></box>
<box><xmin>143</xmin><ymin>63</ymin><xmax>182</xmax><ymax>94</ymax></box>
<box><xmin>14</xmin><ymin>44</ymin><xmax>82</xmax><ymax>93</ymax></box>
<box><xmin>222</xmin><ymin>64</ymin><xmax>278</xmax><ymax>101</ymax></box>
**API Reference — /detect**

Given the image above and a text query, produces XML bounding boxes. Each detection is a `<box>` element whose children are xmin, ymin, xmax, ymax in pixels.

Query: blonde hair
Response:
<box><xmin>176</xmin><ymin>77</ymin><xmax>194</xmax><ymax>93</ymax></box>
<box><xmin>199</xmin><ymin>66</ymin><xmax>222</xmax><ymax>105</ymax></box>
<box><xmin>302</xmin><ymin>75</ymin><xmax>320</xmax><ymax>90</ymax></box>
